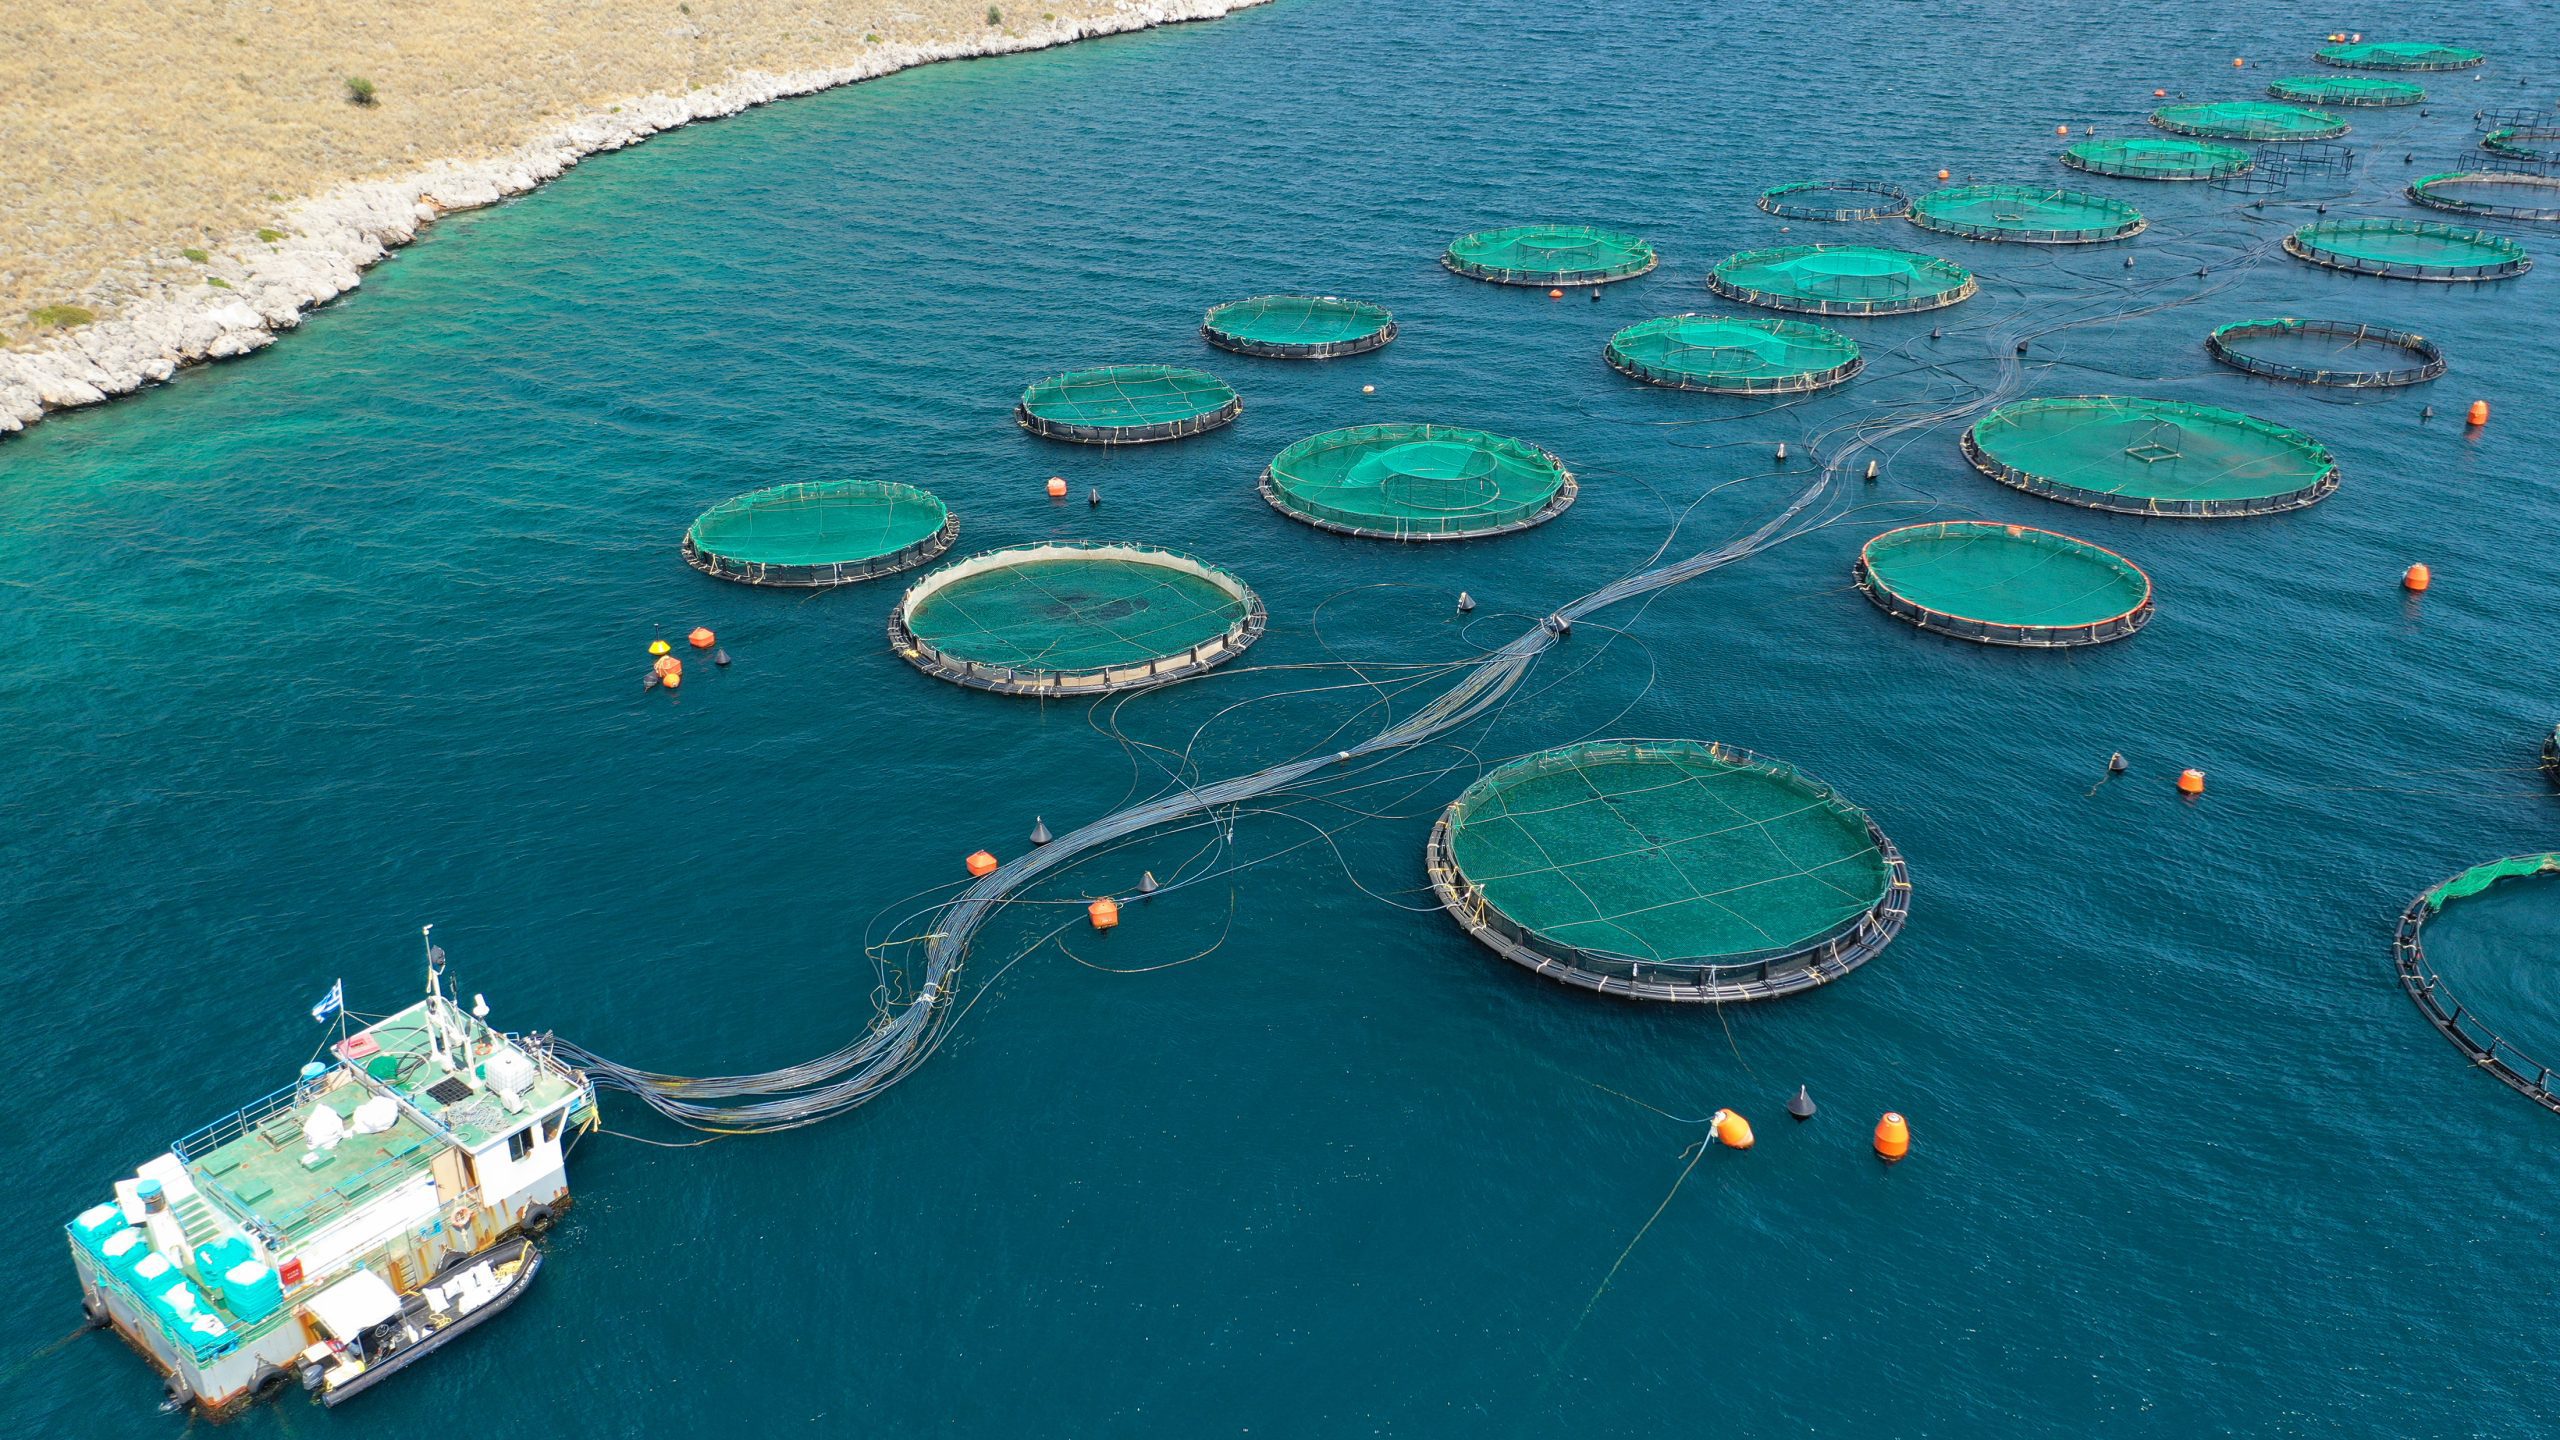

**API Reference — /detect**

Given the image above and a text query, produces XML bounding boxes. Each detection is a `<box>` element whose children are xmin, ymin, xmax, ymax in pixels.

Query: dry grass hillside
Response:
<box><xmin>0</xmin><ymin>0</ymin><xmax>1138</xmax><ymax>339</ymax></box>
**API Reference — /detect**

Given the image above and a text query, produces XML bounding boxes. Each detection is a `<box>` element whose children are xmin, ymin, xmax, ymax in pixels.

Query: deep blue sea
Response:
<box><xmin>6</xmin><ymin>1</ymin><xmax>2558</xmax><ymax>1433</ymax></box>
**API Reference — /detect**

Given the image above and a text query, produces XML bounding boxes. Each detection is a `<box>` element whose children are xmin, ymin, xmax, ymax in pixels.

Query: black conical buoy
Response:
<box><xmin>2108</xmin><ymin>752</ymin><xmax>2127</xmax><ymax>775</ymax></box>
<box><xmin>2123</xmin><ymin>255</ymin><xmax>2134</xmax><ymax>268</ymax></box>
<box><xmin>1088</xmin><ymin>488</ymin><xmax>1101</xmax><ymax>508</ymax></box>
<box><xmin>1138</xmin><ymin>870</ymin><xmax>1159</xmax><ymax>896</ymax></box>
<box><xmin>2015</xmin><ymin>340</ymin><xmax>2029</xmax><ymax>355</ymax></box>
<box><xmin>1029</xmin><ymin>817</ymin><xmax>1052</xmax><ymax>846</ymax></box>
<box><xmin>1457</xmin><ymin>591</ymin><xmax>1476</xmax><ymax>613</ymax></box>
<box><xmin>1788</xmin><ymin>1085</ymin><xmax>1816</xmax><ymax>1121</ymax></box>
<box><xmin>1590</xmin><ymin>287</ymin><xmax>1603</xmax><ymax>302</ymax></box>
<box><xmin>644</xmin><ymin>673</ymin><xmax>660</xmax><ymax>690</ymax></box>
<box><xmin>2422</xmin><ymin>405</ymin><xmax>2435</xmax><ymax>421</ymax></box>
<box><xmin>1930</xmin><ymin>327</ymin><xmax>1941</xmax><ymax>340</ymax></box>
<box><xmin>713</xmin><ymin>647</ymin><xmax>731</xmax><ymax>667</ymax></box>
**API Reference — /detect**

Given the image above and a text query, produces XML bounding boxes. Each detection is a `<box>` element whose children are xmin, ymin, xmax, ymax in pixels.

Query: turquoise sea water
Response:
<box><xmin>6</xmin><ymin>1</ymin><xmax>2560</xmax><ymax>1432</ymax></box>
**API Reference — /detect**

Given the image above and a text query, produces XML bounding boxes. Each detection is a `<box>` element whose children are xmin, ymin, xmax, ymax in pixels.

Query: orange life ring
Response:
<box><xmin>450</xmin><ymin>1203</ymin><xmax>476</xmax><ymax>1231</ymax></box>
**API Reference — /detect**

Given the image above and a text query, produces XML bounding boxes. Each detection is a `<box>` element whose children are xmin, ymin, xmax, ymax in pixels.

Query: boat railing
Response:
<box><xmin>68</xmin><ymin>1227</ymin><xmax>241</xmax><ymax>1363</ymax></box>
<box><xmin>173</xmin><ymin>1067</ymin><xmax>332</xmax><ymax>1165</ymax></box>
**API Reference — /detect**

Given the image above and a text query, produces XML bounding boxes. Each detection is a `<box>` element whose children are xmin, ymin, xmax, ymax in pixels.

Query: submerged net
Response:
<box><xmin>1757</xmin><ymin>180</ymin><xmax>1912</xmax><ymax>221</ymax></box>
<box><xmin>1426</xmin><ymin>739</ymin><xmax>1908</xmax><ymax>1001</ymax></box>
<box><xmin>2483</xmin><ymin>127</ymin><xmax>2560</xmax><ymax>164</ymax></box>
<box><xmin>2410</xmin><ymin>171</ymin><xmax>2560</xmax><ymax>221</ymax></box>
<box><xmin>1201</xmin><ymin>295</ymin><xmax>1396</xmax><ymax>359</ymax></box>
<box><xmin>2205</xmin><ymin>318</ymin><xmax>2447</xmax><ymax>387</ymax></box>
<box><xmin>1908</xmin><ymin>184</ymin><xmax>2146</xmax><ymax>243</ymax></box>
<box><xmin>2396</xmin><ymin>855</ymin><xmax>2560</xmax><ymax>1116</ymax></box>
<box><xmin>1442</xmin><ymin>224</ymin><xmax>1658</xmax><ymax>285</ymax></box>
<box><xmin>2316</xmin><ymin>40</ymin><xmax>2485</xmax><ymax>71</ymax></box>
<box><xmin>2268</xmin><ymin>74</ymin><xmax>2424</xmax><ymax>106</ymax></box>
<box><xmin>2062</xmin><ymin>135</ymin><xmax>2254</xmax><ymax>181</ymax></box>
<box><xmin>683</xmin><ymin>479</ymin><xmax>955</xmax><ymax>587</ymax></box>
<box><xmin>1963</xmin><ymin>395</ymin><xmax>2339</xmax><ymax>517</ymax></box>
<box><xmin>1261</xmin><ymin>422</ymin><xmax>1574</xmax><ymax>540</ymax></box>
<box><xmin>1854</xmin><ymin>521</ymin><xmax>2151</xmax><ymax>647</ymax></box>
<box><xmin>1016</xmin><ymin>365</ymin><xmax>1241</xmax><ymax>443</ymax></box>
<box><xmin>1604</xmin><ymin>313</ymin><xmax>1862</xmax><ymax>394</ymax></box>
<box><xmin>889</xmin><ymin>542</ymin><xmax>1264</xmax><ymax>694</ymax></box>
<box><xmin>1705</xmin><ymin>245</ymin><xmax>1975</xmax><ymax>316</ymax></box>
<box><xmin>2283</xmin><ymin>218</ymin><xmax>2533</xmax><ymax>281</ymax></box>
<box><xmin>2151</xmin><ymin>100</ymin><xmax>2348</xmax><ymax>141</ymax></box>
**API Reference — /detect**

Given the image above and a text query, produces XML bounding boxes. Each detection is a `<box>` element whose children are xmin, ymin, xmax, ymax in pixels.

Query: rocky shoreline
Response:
<box><xmin>0</xmin><ymin>0</ymin><xmax>1268</xmax><ymax>438</ymax></box>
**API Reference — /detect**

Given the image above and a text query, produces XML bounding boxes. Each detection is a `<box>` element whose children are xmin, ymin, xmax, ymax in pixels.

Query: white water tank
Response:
<box><xmin>484</xmin><ymin>1049</ymin><xmax>536</xmax><ymax>1106</ymax></box>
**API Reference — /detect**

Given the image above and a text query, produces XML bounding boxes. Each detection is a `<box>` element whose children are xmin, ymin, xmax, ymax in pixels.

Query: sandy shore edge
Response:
<box><xmin>0</xmin><ymin>0</ymin><xmax>1269</xmax><ymax>438</ymax></box>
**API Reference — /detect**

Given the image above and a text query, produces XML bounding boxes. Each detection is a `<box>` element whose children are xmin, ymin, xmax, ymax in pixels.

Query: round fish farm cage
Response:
<box><xmin>1016</xmin><ymin>365</ymin><xmax>1241</xmax><ymax>444</ymax></box>
<box><xmin>2268</xmin><ymin>74</ymin><xmax>2425</xmax><ymax>106</ymax></box>
<box><xmin>2204</xmin><ymin>318</ymin><xmax>2446</xmax><ymax>387</ymax></box>
<box><xmin>1853</xmin><ymin>521</ymin><xmax>2152</xmax><ymax>647</ymax></box>
<box><xmin>2151</xmin><ymin>100</ymin><xmax>2348</xmax><ymax>141</ymax></box>
<box><xmin>2483</xmin><ymin>127</ymin><xmax>2560</xmax><ymax>164</ymax></box>
<box><xmin>1424</xmin><ymin>739</ymin><xmax>1910</xmax><ymax>1003</ymax></box>
<box><xmin>1757</xmin><ymin>180</ymin><xmax>1912</xmax><ymax>221</ymax></box>
<box><xmin>886</xmin><ymin>542</ymin><xmax>1265</xmax><ymax>696</ymax></box>
<box><xmin>2282</xmin><ymin>218</ymin><xmax>2532</xmax><ymax>282</ymax></box>
<box><xmin>1442</xmin><ymin>224</ymin><xmax>1657</xmax><ymax>286</ymax></box>
<box><xmin>1908</xmin><ymin>184</ymin><xmax>2146</xmax><ymax>244</ymax></box>
<box><xmin>1704</xmin><ymin>245</ymin><xmax>1976</xmax><ymax>317</ymax></box>
<box><xmin>1603</xmin><ymin>314</ymin><xmax>1863</xmax><ymax>394</ymax></box>
<box><xmin>1962</xmin><ymin>396</ymin><xmax>2340</xmax><ymax>518</ymax></box>
<box><xmin>1259</xmin><ymin>422</ymin><xmax>1575</xmax><ymax>541</ymax></box>
<box><xmin>2393</xmin><ymin>854</ymin><xmax>2560</xmax><ymax>1115</ymax></box>
<box><xmin>682</xmin><ymin>479</ymin><xmax>957</xmax><ymax>587</ymax></box>
<box><xmin>2409</xmin><ymin>171</ymin><xmax>2560</xmax><ymax>222</ymax></box>
<box><xmin>2061</xmin><ymin>136</ymin><xmax>2254</xmax><ymax>181</ymax></box>
<box><xmin>1200</xmin><ymin>295</ymin><xmax>1396</xmax><ymax>359</ymax></box>
<box><xmin>2315</xmin><ymin>40</ymin><xmax>2485</xmax><ymax>72</ymax></box>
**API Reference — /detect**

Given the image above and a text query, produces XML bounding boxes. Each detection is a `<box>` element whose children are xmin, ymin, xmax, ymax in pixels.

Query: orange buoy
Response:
<box><xmin>1873</xmin><ymin>1112</ymin><xmax>1910</xmax><ymax>1162</ymax></box>
<box><xmin>1547</xmin><ymin>288</ymin><xmax>1564</xmax><ymax>299</ymax></box>
<box><xmin>660</xmin><ymin>668</ymin><xmax>682</xmax><ymax>691</ymax></box>
<box><xmin>2154</xmin><ymin>88</ymin><xmax>2167</xmax><ymax>98</ymax></box>
<box><xmin>2056</xmin><ymin>124</ymin><xmax>2070</xmax><ymax>135</ymax></box>
<box><xmin>1087</xmin><ymin>897</ymin><xmax>1120</xmax><ymax>930</ymax></box>
<box><xmin>2177</xmin><ymin>767</ymin><xmax>2206</xmax><ymax>796</ymax></box>
<box><xmin>2466</xmin><ymin>399</ymin><xmax>2489</xmax><ymax>426</ymax></box>
<box><xmin>688</xmin><ymin>626</ymin><xmax>715</xmax><ymax>649</ymax></box>
<box><xmin>647</xmin><ymin>638</ymin><xmax>671</xmax><ymax>657</ymax></box>
<box><xmin>1711</xmin><ymin>1109</ymin><xmax>1754</xmax><ymax>1150</ymax></box>
<box><xmin>965</xmin><ymin>850</ymin><xmax>999</xmax><ymax>878</ymax></box>
<box><xmin>653</xmin><ymin>654</ymin><xmax>682</xmax><ymax>678</ymax></box>
<box><xmin>1361</xmin><ymin>384</ymin><xmax>1375</xmax><ymax>395</ymax></box>
<box><xmin>2232</xmin><ymin>56</ymin><xmax>2246</xmax><ymax>68</ymax></box>
<box><xmin>1937</xmin><ymin>168</ymin><xmax>1951</xmax><ymax>181</ymax></box>
<box><xmin>2402</xmin><ymin>563</ymin><xmax>2431</xmax><ymax>592</ymax></box>
<box><xmin>1046</xmin><ymin>476</ymin><xmax>1068</xmax><ymax>498</ymax></box>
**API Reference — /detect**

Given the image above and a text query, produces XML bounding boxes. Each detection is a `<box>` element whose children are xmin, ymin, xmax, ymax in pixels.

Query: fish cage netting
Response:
<box><xmin>1853</xmin><ymin>521</ymin><xmax>2151</xmax><ymax>647</ymax></box>
<box><xmin>2316</xmin><ymin>40</ymin><xmax>2485</xmax><ymax>71</ymax></box>
<box><xmin>1756</xmin><ymin>179</ymin><xmax>1912</xmax><ymax>221</ymax></box>
<box><xmin>1259</xmin><ymin>422</ymin><xmax>1575</xmax><ymax>540</ymax></box>
<box><xmin>1015</xmin><ymin>365</ymin><xmax>1241</xmax><ymax>443</ymax></box>
<box><xmin>1426</xmin><ymin>740</ymin><xmax>1909</xmax><ymax>1003</ymax></box>
<box><xmin>2268</xmin><ymin>74</ymin><xmax>2426</xmax><ymax>107</ymax></box>
<box><xmin>2410</xmin><ymin>171</ymin><xmax>2560</xmax><ymax>222</ymax></box>
<box><xmin>1200</xmin><ymin>295</ymin><xmax>1396</xmax><ymax>359</ymax></box>
<box><xmin>1704</xmin><ymin>245</ymin><xmax>1977</xmax><ymax>317</ymax></box>
<box><xmin>1442</xmin><ymin>224</ymin><xmax>1658</xmax><ymax>286</ymax></box>
<box><xmin>2394</xmin><ymin>855</ymin><xmax>2560</xmax><ymax>1115</ymax></box>
<box><xmin>887</xmin><ymin>542</ymin><xmax>1264</xmax><ymax>695</ymax></box>
<box><xmin>1908</xmin><ymin>184</ymin><xmax>2146</xmax><ymax>244</ymax></box>
<box><xmin>2283</xmin><ymin>218</ymin><xmax>2533</xmax><ymax>281</ymax></box>
<box><xmin>681</xmin><ymin>479</ymin><xmax>956</xmax><ymax>587</ymax></box>
<box><xmin>2151</xmin><ymin>100</ymin><xmax>2348</xmax><ymax>141</ymax></box>
<box><xmin>2483</xmin><ymin>127</ymin><xmax>2560</xmax><ymax>164</ymax></box>
<box><xmin>2062</xmin><ymin>136</ymin><xmax>2255</xmax><ymax>181</ymax></box>
<box><xmin>2205</xmin><ymin>318</ymin><xmax>2447</xmax><ymax>387</ymax></box>
<box><xmin>1603</xmin><ymin>314</ymin><xmax>1863</xmax><ymax>395</ymax></box>
<box><xmin>1963</xmin><ymin>395</ymin><xmax>2340</xmax><ymax>518</ymax></box>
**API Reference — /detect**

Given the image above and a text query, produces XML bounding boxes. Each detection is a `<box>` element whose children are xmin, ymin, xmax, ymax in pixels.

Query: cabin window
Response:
<box><xmin>506</xmin><ymin>1126</ymin><xmax>535</xmax><ymax>1162</ymax></box>
<box><xmin>540</xmin><ymin>1112</ymin><xmax>563</xmax><ymax>1143</ymax></box>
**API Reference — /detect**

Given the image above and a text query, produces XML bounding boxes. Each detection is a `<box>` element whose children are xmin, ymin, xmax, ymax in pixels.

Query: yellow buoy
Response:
<box><xmin>648</xmin><ymin>639</ymin><xmax>672</xmax><ymax>656</ymax></box>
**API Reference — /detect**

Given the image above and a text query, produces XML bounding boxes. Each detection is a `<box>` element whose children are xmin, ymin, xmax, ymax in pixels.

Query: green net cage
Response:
<box><xmin>1756</xmin><ymin>180</ymin><xmax>1912</xmax><ymax>221</ymax></box>
<box><xmin>1424</xmin><ymin>738</ymin><xmax>1910</xmax><ymax>1003</ymax></box>
<box><xmin>2395</xmin><ymin>854</ymin><xmax>2560</xmax><ymax>1115</ymax></box>
<box><xmin>2483</xmin><ymin>127</ymin><xmax>2560</xmax><ymax>163</ymax></box>
<box><xmin>1704</xmin><ymin>244</ymin><xmax>1976</xmax><ymax>317</ymax></box>
<box><xmin>2282</xmin><ymin>218</ymin><xmax>2533</xmax><ymax>282</ymax></box>
<box><xmin>1260</xmin><ymin>422</ymin><xmax>1575</xmax><ymax>541</ymax></box>
<box><xmin>2268</xmin><ymin>74</ymin><xmax>2425</xmax><ymax>106</ymax></box>
<box><xmin>1442</xmin><ymin>224</ymin><xmax>1658</xmax><ymax>286</ymax></box>
<box><xmin>887</xmin><ymin>542</ymin><xmax>1265</xmax><ymax>695</ymax></box>
<box><xmin>2061</xmin><ymin>135</ymin><xmax>2254</xmax><ymax>181</ymax></box>
<box><xmin>1962</xmin><ymin>396</ymin><xmax>2340</xmax><ymax>518</ymax></box>
<box><xmin>1853</xmin><ymin>521</ymin><xmax>2152</xmax><ymax>647</ymax></box>
<box><xmin>683</xmin><ymin>479</ymin><xmax>957</xmax><ymax>587</ymax></box>
<box><xmin>2204</xmin><ymin>318</ymin><xmax>2446</xmax><ymax>388</ymax></box>
<box><xmin>1603</xmin><ymin>314</ymin><xmax>1863</xmax><ymax>394</ymax></box>
<box><xmin>2315</xmin><ymin>40</ymin><xmax>2485</xmax><ymax>71</ymax></box>
<box><xmin>1908</xmin><ymin>184</ymin><xmax>2146</xmax><ymax>244</ymax></box>
<box><xmin>1200</xmin><ymin>295</ymin><xmax>1396</xmax><ymax>359</ymax></box>
<box><xmin>1016</xmin><ymin>365</ymin><xmax>1242</xmax><ymax>444</ymax></box>
<box><xmin>2408</xmin><ymin>171</ymin><xmax>2560</xmax><ymax>222</ymax></box>
<box><xmin>2151</xmin><ymin>100</ymin><xmax>2348</xmax><ymax>141</ymax></box>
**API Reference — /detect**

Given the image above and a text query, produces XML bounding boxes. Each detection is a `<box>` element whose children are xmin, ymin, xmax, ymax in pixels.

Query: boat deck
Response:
<box><xmin>187</xmin><ymin>1086</ymin><xmax>441</xmax><ymax>1246</ymax></box>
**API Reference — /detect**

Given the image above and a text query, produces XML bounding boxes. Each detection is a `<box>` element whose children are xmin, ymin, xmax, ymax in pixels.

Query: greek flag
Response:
<box><xmin>310</xmin><ymin>979</ymin><xmax>344</xmax><ymax>1024</ymax></box>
